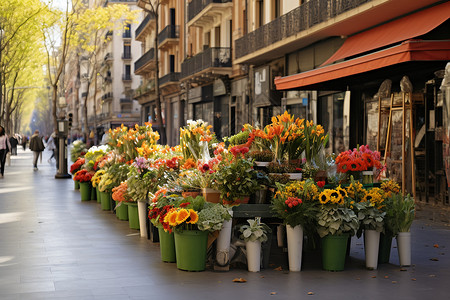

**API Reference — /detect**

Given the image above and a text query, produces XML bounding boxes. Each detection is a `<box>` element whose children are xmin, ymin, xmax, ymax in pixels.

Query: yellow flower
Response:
<box><xmin>176</xmin><ymin>209</ymin><xmax>190</xmax><ymax>224</ymax></box>
<box><xmin>319</xmin><ymin>190</ymin><xmax>330</xmax><ymax>204</ymax></box>
<box><xmin>187</xmin><ymin>209</ymin><xmax>198</xmax><ymax>224</ymax></box>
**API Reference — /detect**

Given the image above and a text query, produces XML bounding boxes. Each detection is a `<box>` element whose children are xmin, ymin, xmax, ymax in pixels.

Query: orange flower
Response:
<box><xmin>176</xmin><ymin>209</ymin><xmax>190</xmax><ymax>224</ymax></box>
<box><xmin>187</xmin><ymin>209</ymin><xmax>198</xmax><ymax>224</ymax></box>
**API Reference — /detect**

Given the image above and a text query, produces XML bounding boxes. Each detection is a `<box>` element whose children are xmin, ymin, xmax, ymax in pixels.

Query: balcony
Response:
<box><xmin>122</xmin><ymin>52</ymin><xmax>132</xmax><ymax>60</ymax></box>
<box><xmin>120</xmin><ymin>98</ymin><xmax>132</xmax><ymax>104</ymax></box>
<box><xmin>135</xmin><ymin>12</ymin><xmax>156</xmax><ymax>41</ymax></box>
<box><xmin>104</xmin><ymin>52</ymin><xmax>113</xmax><ymax>62</ymax></box>
<box><xmin>181</xmin><ymin>47</ymin><xmax>231</xmax><ymax>81</ymax></box>
<box><xmin>134</xmin><ymin>48</ymin><xmax>155</xmax><ymax>75</ymax></box>
<box><xmin>158</xmin><ymin>25</ymin><xmax>179</xmax><ymax>50</ymax></box>
<box><xmin>188</xmin><ymin>0</ymin><xmax>232</xmax><ymax>25</ymax></box>
<box><xmin>102</xmin><ymin>92</ymin><xmax>113</xmax><ymax>101</ymax></box>
<box><xmin>122</xmin><ymin>74</ymin><xmax>132</xmax><ymax>82</ymax></box>
<box><xmin>159</xmin><ymin>72</ymin><xmax>181</xmax><ymax>93</ymax></box>
<box><xmin>134</xmin><ymin>79</ymin><xmax>156</xmax><ymax>103</ymax></box>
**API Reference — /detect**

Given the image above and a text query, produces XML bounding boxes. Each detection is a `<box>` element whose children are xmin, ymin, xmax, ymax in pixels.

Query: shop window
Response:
<box><xmin>318</xmin><ymin>92</ymin><xmax>346</xmax><ymax>154</ymax></box>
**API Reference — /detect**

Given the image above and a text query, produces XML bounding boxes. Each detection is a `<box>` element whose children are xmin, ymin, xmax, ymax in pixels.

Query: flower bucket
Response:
<box><xmin>362</xmin><ymin>170</ymin><xmax>374</xmax><ymax>184</ymax></box>
<box><xmin>286</xmin><ymin>225</ymin><xmax>303</xmax><ymax>271</ymax></box>
<box><xmin>216</xmin><ymin>213</ymin><xmax>233</xmax><ymax>267</ymax></box>
<box><xmin>138</xmin><ymin>201</ymin><xmax>148</xmax><ymax>238</ymax></box>
<box><xmin>91</xmin><ymin>186</ymin><xmax>97</xmax><ymax>201</ymax></box>
<box><xmin>79</xmin><ymin>182</ymin><xmax>91</xmax><ymax>201</ymax></box>
<box><xmin>74</xmin><ymin>180</ymin><xmax>80</xmax><ymax>190</ymax></box>
<box><xmin>253</xmin><ymin>188</ymin><xmax>267</xmax><ymax>204</ymax></box>
<box><xmin>96</xmin><ymin>187</ymin><xmax>101</xmax><ymax>203</ymax></box>
<box><xmin>202</xmin><ymin>188</ymin><xmax>221</xmax><ymax>203</ymax></box>
<box><xmin>378</xmin><ymin>232</ymin><xmax>393</xmax><ymax>264</ymax></box>
<box><xmin>109</xmin><ymin>192</ymin><xmax>115</xmax><ymax>212</ymax></box>
<box><xmin>99</xmin><ymin>191</ymin><xmax>111</xmax><ymax>211</ymax></box>
<box><xmin>364</xmin><ymin>230</ymin><xmax>380</xmax><ymax>270</ymax></box>
<box><xmin>174</xmin><ymin>230</ymin><xmax>208</xmax><ymax>271</ymax></box>
<box><xmin>287</xmin><ymin>173</ymin><xmax>302</xmax><ymax>180</ymax></box>
<box><xmin>115</xmin><ymin>201</ymin><xmax>128</xmax><ymax>221</ymax></box>
<box><xmin>321</xmin><ymin>234</ymin><xmax>349</xmax><ymax>271</ymax></box>
<box><xmin>246</xmin><ymin>240</ymin><xmax>261</xmax><ymax>272</ymax></box>
<box><xmin>397</xmin><ymin>232</ymin><xmax>411</xmax><ymax>267</ymax></box>
<box><xmin>125</xmin><ymin>202</ymin><xmax>140</xmax><ymax>230</ymax></box>
<box><xmin>158</xmin><ymin>228</ymin><xmax>176</xmax><ymax>263</ymax></box>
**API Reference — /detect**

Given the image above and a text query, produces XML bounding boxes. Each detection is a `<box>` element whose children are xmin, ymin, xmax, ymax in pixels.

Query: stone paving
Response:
<box><xmin>0</xmin><ymin>148</ymin><xmax>449</xmax><ymax>299</ymax></box>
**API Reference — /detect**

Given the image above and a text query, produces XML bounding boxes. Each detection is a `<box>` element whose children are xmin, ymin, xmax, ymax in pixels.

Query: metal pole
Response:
<box><xmin>55</xmin><ymin>120</ymin><xmax>71</xmax><ymax>179</ymax></box>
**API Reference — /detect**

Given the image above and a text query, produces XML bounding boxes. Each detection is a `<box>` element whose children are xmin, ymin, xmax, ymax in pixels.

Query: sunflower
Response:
<box><xmin>187</xmin><ymin>209</ymin><xmax>199</xmax><ymax>224</ymax></box>
<box><xmin>336</xmin><ymin>185</ymin><xmax>348</xmax><ymax>199</ymax></box>
<box><xmin>329</xmin><ymin>189</ymin><xmax>344</xmax><ymax>205</ymax></box>
<box><xmin>165</xmin><ymin>210</ymin><xmax>178</xmax><ymax>226</ymax></box>
<box><xmin>318</xmin><ymin>190</ymin><xmax>330</xmax><ymax>204</ymax></box>
<box><xmin>176</xmin><ymin>209</ymin><xmax>190</xmax><ymax>224</ymax></box>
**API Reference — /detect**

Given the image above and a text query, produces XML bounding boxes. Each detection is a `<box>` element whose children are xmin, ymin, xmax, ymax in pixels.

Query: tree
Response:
<box><xmin>0</xmin><ymin>0</ymin><xmax>47</xmax><ymax>133</ymax></box>
<box><xmin>137</xmin><ymin>0</ymin><xmax>165</xmax><ymax>143</ymax></box>
<box><xmin>42</xmin><ymin>0</ymin><xmax>79</xmax><ymax>133</ymax></box>
<box><xmin>74</xmin><ymin>3</ymin><xmax>137</xmax><ymax>142</ymax></box>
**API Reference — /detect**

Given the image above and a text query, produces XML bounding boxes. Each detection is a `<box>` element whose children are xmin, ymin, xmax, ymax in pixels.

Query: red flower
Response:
<box><xmin>179</xmin><ymin>202</ymin><xmax>190</xmax><ymax>208</ymax></box>
<box><xmin>316</xmin><ymin>181</ymin><xmax>325</xmax><ymax>188</ymax></box>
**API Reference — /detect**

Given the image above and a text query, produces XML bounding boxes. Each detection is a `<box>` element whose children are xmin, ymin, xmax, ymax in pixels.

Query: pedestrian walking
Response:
<box><xmin>21</xmin><ymin>134</ymin><xmax>27</xmax><ymax>151</ymax></box>
<box><xmin>9</xmin><ymin>135</ymin><xmax>18</xmax><ymax>155</ymax></box>
<box><xmin>29</xmin><ymin>130</ymin><xmax>45</xmax><ymax>171</ymax></box>
<box><xmin>0</xmin><ymin>125</ymin><xmax>12</xmax><ymax>178</ymax></box>
<box><xmin>46</xmin><ymin>131</ymin><xmax>57</xmax><ymax>163</ymax></box>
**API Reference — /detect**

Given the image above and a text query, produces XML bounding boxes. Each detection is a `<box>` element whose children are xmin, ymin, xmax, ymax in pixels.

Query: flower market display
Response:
<box><xmin>69</xmin><ymin>111</ymin><xmax>415</xmax><ymax>273</ymax></box>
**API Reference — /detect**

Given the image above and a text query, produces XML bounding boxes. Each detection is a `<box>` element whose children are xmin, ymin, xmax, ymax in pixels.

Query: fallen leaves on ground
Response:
<box><xmin>433</xmin><ymin>244</ymin><xmax>439</xmax><ymax>248</ymax></box>
<box><xmin>307</xmin><ymin>292</ymin><xmax>314</xmax><ymax>295</ymax></box>
<box><xmin>270</xmin><ymin>292</ymin><xmax>277</xmax><ymax>295</ymax></box>
<box><xmin>232</xmin><ymin>278</ymin><xmax>247</xmax><ymax>283</ymax></box>
<box><xmin>430</xmin><ymin>258</ymin><xmax>439</xmax><ymax>261</ymax></box>
<box><xmin>274</xmin><ymin>266</ymin><xmax>283</xmax><ymax>271</ymax></box>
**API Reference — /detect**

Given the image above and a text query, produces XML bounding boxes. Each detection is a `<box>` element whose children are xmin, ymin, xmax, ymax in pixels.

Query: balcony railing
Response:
<box><xmin>122</xmin><ymin>74</ymin><xmax>132</xmax><ymax>81</ymax></box>
<box><xmin>159</xmin><ymin>72</ymin><xmax>180</xmax><ymax>86</ymax></box>
<box><xmin>122</xmin><ymin>53</ymin><xmax>132</xmax><ymax>59</ymax></box>
<box><xmin>134</xmin><ymin>48</ymin><xmax>155</xmax><ymax>73</ymax></box>
<box><xmin>123</xmin><ymin>31</ymin><xmax>131</xmax><ymax>38</ymax></box>
<box><xmin>235</xmin><ymin>0</ymin><xmax>372</xmax><ymax>59</ymax></box>
<box><xmin>102</xmin><ymin>92</ymin><xmax>113</xmax><ymax>100</ymax></box>
<box><xmin>120</xmin><ymin>98</ymin><xmax>132</xmax><ymax>104</ymax></box>
<box><xmin>188</xmin><ymin>0</ymin><xmax>232</xmax><ymax>22</ymax></box>
<box><xmin>181</xmin><ymin>47</ymin><xmax>231</xmax><ymax>79</ymax></box>
<box><xmin>158</xmin><ymin>25</ymin><xmax>179</xmax><ymax>44</ymax></box>
<box><xmin>135</xmin><ymin>12</ymin><xmax>156</xmax><ymax>38</ymax></box>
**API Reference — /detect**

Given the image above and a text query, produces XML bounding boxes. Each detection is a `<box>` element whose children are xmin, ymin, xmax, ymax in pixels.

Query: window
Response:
<box><xmin>123</xmin><ymin>23</ymin><xmax>131</xmax><ymax>38</ymax></box>
<box><xmin>123</xmin><ymin>43</ymin><xmax>131</xmax><ymax>59</ymax></box>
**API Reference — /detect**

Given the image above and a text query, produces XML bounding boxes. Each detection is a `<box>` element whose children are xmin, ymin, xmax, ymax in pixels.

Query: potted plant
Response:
<box><xmin>239</xmin><ymin>218</ymin><xmax>271</xmax><ymax>272</ymax></box>
<box><xmin>164</xmin><ymin>196</ymin><xmax>231</xmax><ymax>271</ymax></box>
<box><xmin>316</xmin><ymin>187</ymin><xmax>360</xmax><ymax>271</ymax></box>
<box><xmin>384</xmin><ymin>193</ymin><xmax>415</xmax><ymax>266</ymax></box>
<box><xmin>335</xmin><ymin>145</ymin><xmax>382</xmax><ymax>183</ymax></box>
<box><xmin>70</xmin><ymin>140</ymin><xmax>87</xmax><ymax>163</ymax></box>
<box><xmin>215</xmin><ymin>146</ymin><xmax>259</xmax><ymax>205</ymax></box>
<box><xmin>249</xmin><ymin>149</ymin><xmax>273</xmax><ymax>167</ymax></box>
<box><xmin>70</xmin><ymin>157</ymin><xmax>85</xmax><ymax>189</ymax></box>
<box><xmin>353</xmin><ymin>197</ymin><xmax>386</xmax><ymax>270</ymax></box>
<box><xmin>73</xmin><ymin>169</ymin><xmax>94</xmax><ymax>201</ymax></box>
<box><xmin>271</xmin><ymin>179</ymin><xmax>320</xmax><ymax>271</ymax></box>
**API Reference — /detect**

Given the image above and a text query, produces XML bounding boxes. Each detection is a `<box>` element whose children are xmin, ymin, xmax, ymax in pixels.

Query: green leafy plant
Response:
<box><xmin>249</xmin><ymin>150</ymin><xmax>273</xmax><ymax>162</ymax></box>
<box><xmin>239</xmin><ymin>218</ymin><xmax>271</xmax><ymax>242</ymax></box>
<box><xmin>70</xmin><ymin>140</ymin><xmax>87</xmax><ymax>162</ymax></box>
<box><xmin>226</xmin><ymin>130</ymin><xmax>249</xmax><ymax>146</ymax></box>
<box><xmin>353</xmin><ymin>201</ymin><xmax>385</xmax><ymax>237</ymax></box>
<box><xmin>316</xmin><ymin>206</ymin><xmax>359</xmax><ymax>238</ymax></box>
<box><xmin>197</xmin><ymin>202</ymin><xmax>232</xmax><ymax>232</ymax></box>
<box><xmin>215</xmin><ymin>157</ymin><xmax>259</xmax><ymax>203</ymax></box>
<box><xmin>384</xmin><ymin>193</ymin><xmax>415</xmax><ymax>235</ymax></box>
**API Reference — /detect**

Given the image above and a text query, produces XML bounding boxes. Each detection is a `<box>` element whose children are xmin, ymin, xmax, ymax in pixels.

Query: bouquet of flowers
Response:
<box><xmin>70</xmin><ymin>157</ymin><xmax>85</xmax><ymax>175</ymax></box>
<box><xmin>91</xmin><ymin>169</ymin><xmax>105</xmax><ymax>188</ymax></box>
<box><xmin>335</xmin><ymin>145</ymin><xmax>382</xmax><ymax>173</ymax></box>
<box><xmin>316</xmin><ymin>186</ymin><xmax>359</xmax><ymax>238</ymax></box>
<box><xmin>179</xmin><ymin>119</ymin><xmax>214</xmax><ymax>161</ymax></box>
<box><xmin>112</xmin><ymin>181</ymin><xmax>132</xmax><ymax>202</ymax></box>
<box><xmin>73</xmin><ymin>169</ymin><xmax>94</xmax><ymax>183</ymax></box>
<box><xmin>271</xmin><ymin>179</ymin><xmax>320</xmax><ymax>229</ymax></box>
<box><xmin>70</xmin><ymin>140</ymin><xmax>87</xmax><ymax>162</ymax></box>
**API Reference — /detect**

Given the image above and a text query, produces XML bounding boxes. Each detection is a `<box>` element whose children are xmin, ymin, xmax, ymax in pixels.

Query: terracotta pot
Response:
<box><xmin>182</xmin><ymin>190</ymin><xmax>201</xmax><ymax>198</ymax></box>
<box><xmin>202</xmin><ymin>188</ymin><xmax>221</xmax><ymax>203</ymax></box>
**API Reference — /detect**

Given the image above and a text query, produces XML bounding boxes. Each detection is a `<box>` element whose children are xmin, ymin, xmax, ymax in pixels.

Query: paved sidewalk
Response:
<box><xmin>0</xmin><ymin>149</ymin><xmax>449</xmax><ymax>299</ymax></box>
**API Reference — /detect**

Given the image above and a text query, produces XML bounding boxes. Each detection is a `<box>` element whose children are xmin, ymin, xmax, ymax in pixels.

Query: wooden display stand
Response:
<box><xmin>377</xmin><ymin>92</ymin><xmax>416</xmax><ymax>198</ymax></box>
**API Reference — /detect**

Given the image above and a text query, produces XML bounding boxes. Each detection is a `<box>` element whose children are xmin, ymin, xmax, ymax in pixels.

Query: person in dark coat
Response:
<box><xmin>9</xmin><ymin>135</ymin><xmax>18</xmax><ymax>155</ymax></box>
<box><xmin>29</xmin><ymin>130</ymin><xmax>45</xmax><ymax>170</ymax></box>
<box><xmin>0</xmin><ymin>125</ymin><xmax>12</xmax><ymax>178</ymax></box>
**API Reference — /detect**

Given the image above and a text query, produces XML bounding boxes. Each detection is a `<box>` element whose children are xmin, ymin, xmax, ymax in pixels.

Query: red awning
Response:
<box><xmin>321</xmin><ymin>2</ymin><xmax>450</xmax><ymax>66</ymax></box>
<box><xmin>275</xmin><ymin>40</ymin><xmax>450</xmax><ymax>91</ymax></box>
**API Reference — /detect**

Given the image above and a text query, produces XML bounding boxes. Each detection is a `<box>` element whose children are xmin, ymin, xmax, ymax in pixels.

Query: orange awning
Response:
<box><xmin>321</xmin><ymin>1</ymin><xmax>450</xmax><ymax>66</ymax></box>
<box><xmin>275</xmin><ymin>40</ymin><xmax>450</xmax><ymax>91</ymax></box>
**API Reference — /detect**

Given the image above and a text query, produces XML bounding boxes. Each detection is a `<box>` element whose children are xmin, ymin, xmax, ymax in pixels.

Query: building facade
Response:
<box><xmin>132</xmin><ymin>0</ymin><xmax>449</xmax><ymax>204</ymax></box>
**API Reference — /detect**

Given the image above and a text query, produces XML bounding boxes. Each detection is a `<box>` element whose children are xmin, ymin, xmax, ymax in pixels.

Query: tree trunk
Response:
<box><xmin>153</xmin><ymin>5</ymin><xmax>166</xmax><ymax>144</ymax></box>
<box><xmin>52</xmin><ymin>83</ymin><xmax>58</xmax><ymax>132</ymax></box>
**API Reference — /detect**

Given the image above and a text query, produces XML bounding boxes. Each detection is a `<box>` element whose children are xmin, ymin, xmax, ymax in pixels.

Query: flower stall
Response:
<box><xmin>68</xmin><ymin>110</ymin><xmax>415</xmax><ymax>273</ymax></box>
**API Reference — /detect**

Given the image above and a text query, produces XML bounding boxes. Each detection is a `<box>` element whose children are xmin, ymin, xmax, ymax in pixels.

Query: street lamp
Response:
<box><xmin>55</xmin><ymin>97</ymin><xmax>71</xmax><ymax>179</ymax></box>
